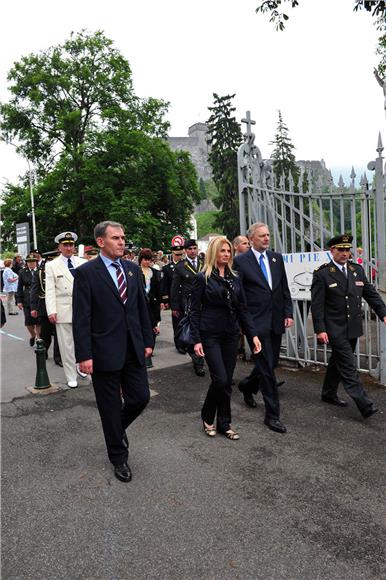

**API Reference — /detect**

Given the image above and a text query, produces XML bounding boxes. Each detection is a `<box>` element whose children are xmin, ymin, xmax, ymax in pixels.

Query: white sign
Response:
<box><xmin>16</xmin><ymin>222</ymin><xmax>30</xmax><ymax>257</ymax></box>
<box><xmin>283</xmin><ymin>251</ymin><xmax>332</xmax><ymax>300</ymax></box>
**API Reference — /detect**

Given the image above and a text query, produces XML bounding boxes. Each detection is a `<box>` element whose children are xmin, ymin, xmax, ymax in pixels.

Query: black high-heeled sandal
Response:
<box><xmin>202</xmin><ymin>421</ymin><xmax>216</xmax><ymax>437</ymax></box>
<box><xmin>221</xmin><ymin>428</ymin><xmax>240</xmax><ymax>440</ymax></box>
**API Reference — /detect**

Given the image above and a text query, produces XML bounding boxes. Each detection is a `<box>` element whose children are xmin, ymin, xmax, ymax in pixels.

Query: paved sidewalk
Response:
<box><xmin>2</xmin><ymin>357</ymin><xmax>385</xmax><ymax>579</ymax></box>
<box><xmin>1</xmin><ymin>305</ymin><xmax>187</xmax><ymax>402</ymax></box>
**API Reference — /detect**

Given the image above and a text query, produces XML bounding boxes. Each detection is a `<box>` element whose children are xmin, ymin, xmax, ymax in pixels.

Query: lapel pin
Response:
<box><xmin>272</xmin><ymin>258</ymin><xmax>276</xmax><ymax>262</ymax></box>
<box><xmin>353</xmin><ymin>272</ymin><xmax>357</xmax><ymax>277</ymax></box>
<box><xmin>128</xmin><ymin>271</ymin><xmax>133</xmax><ymax>277</ymax></box>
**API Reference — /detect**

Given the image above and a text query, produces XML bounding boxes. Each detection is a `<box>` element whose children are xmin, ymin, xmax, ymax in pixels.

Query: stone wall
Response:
<box><xmin>168</xmin><ymin>123</ymin><xmax>212</xmax><ymax>180</ymax></box>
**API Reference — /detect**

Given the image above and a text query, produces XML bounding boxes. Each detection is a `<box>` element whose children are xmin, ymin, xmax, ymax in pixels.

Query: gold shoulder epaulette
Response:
<box><xmin>314</xmin><ymin>262</ymin><xmax>329</xmax><ymax>272</ymax></box>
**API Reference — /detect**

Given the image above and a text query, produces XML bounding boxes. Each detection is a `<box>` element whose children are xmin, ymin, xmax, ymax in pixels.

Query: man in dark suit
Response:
<box><xmin>160</xmin><ymin>244</ymin><xmax>185</xmax><ymax>353</ymax></box>
<box><xmin>234</xmin><ymin>222</ymin><xmax>293</xmax><ymax>433</ymax></box>
<box><xmin>311</xmin><ymin>234</ymin><xmax>386</xmax><ymax>419</ymax></box>
<box><xmin>170</xmin><ymin>239</ymin><xmax>205</xmax><ymax>376</ymax></box>
<box><xmin>72</xmin><ymin>221</ymin><xmax>154</xmax><ymax>483</ymax></box>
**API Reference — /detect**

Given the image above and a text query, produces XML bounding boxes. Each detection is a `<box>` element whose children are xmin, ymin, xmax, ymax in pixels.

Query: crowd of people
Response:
<box><xmin>2</xmin><ymin>221</ymin><xmax>386</xmax><ymax>483</ymax></box>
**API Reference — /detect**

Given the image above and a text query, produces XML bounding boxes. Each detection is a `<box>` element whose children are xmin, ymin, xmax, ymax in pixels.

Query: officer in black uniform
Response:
<box><xmin>161</xmin><ymin>244</ymin><xmax>185</xmax><ymax>353</ymax></box>
<box><xmin>170</xmin><ymin>239</ymin><xmax>205</xmax><ymax>376</ymax></box>
<box><xmin>30</xmin><ymin>250</ymin><xmax>62</xmax><ymax>365</ymax></box>
<box><xmin>311</xmin><ymin>234</ymin><xmax>386</xmax><ymax>418</ymax></box>
<box><xmin>16</xmin><ymin>254</ymin><xmax>38</xmax><ymax>346</ymax></box>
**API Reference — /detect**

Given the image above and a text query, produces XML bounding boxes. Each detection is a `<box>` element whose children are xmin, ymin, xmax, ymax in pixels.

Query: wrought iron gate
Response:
<box><xmin>237</xmin><ymin>111</ymin><xmax>386</xmax><ymax>384</ymax></box>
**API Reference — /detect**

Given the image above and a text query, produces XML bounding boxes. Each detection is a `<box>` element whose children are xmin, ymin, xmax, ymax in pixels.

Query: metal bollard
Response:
<box><xmin>34</xmin><ymin>338</ymin><xmax>51</xmax><ymax>389</ymax></box>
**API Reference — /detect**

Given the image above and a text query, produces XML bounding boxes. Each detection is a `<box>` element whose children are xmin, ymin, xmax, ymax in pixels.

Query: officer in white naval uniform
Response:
<box><xmin>45</xmin><ymin>232</ymin><xmax>87</xmax><ymax>387</ymax></box>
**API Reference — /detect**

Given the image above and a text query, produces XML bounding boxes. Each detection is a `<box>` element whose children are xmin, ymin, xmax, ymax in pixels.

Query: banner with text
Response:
<box><xmin>283</xmin><ymin>251</ymin><xmax>332</xmax><ymax>300</ymax></box>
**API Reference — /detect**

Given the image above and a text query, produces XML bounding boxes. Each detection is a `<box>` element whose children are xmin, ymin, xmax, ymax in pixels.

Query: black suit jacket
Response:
<box><xmin>170</xmin><ymin>258</ymin><xmax>204</xmax><ymax>312</ymax></box>
<box><xmin>234</xmin><ymin>249</ymin><xmax>293</xmax><ymax>336</ymax></box>
<box><xmin>311</xmin><ymin>261</ymin><xmax>386</xmax><ymax>339</ymax></box>
<box><xmin>72</xmin><ymin>256</ymin><xmax>153</xmax><ymax>371</ymax></box>
<box><xmin>16</xmin><ymin>268</ymin><xmax>34</xmax><ymax>307</ymax></box>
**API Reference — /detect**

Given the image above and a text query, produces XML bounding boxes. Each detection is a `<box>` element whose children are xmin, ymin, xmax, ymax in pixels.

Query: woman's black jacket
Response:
<box><xmin>189</xmin><ymin>271</ymin><xmax>256</xmax><ymax>344</ymax></box>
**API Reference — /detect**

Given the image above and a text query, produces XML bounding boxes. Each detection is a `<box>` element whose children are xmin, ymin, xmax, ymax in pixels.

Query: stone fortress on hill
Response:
<box><xmin>168</xmin><ymin>123</ymin><xmax>333</xmax><ymax>206</ymax></box>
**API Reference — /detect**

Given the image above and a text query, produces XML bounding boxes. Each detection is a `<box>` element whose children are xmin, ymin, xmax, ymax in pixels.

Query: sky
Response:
<box><xmin>1</xmin><ymin>0</ymin><xmax>385</xmax><ymax>186</ymax></box>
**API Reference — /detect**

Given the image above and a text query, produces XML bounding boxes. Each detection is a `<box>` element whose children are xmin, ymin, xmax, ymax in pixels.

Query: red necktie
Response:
<box><xmin>112</xmin><ymin>262</ymin><xmax>127</xmax><ymax>304</ymax></box>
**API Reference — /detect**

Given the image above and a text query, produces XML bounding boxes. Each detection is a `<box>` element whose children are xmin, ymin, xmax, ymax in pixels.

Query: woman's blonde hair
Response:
<box><xmin>4</xmin><ymin>259</ymin><xmax>12</xmax><ymax>267</ymax></box>
<box><xmin>203</xmin><ymin>236</ymin><xmax>236</xmax><ymax>281</ymax></box>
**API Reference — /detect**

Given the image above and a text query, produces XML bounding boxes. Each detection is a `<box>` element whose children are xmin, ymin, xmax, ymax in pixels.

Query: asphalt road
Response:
<box><xmin>1</xmin><ymin>301</ymin><xmax>386</xmax><ymax>579</ymax></box>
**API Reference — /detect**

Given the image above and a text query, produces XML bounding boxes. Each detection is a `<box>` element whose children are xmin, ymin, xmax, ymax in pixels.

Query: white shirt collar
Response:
<box><xmin>251</xmin><ymin>247</ymin><xmax>268</xmax><ymax>260</ymax></box>
<box><xmin>332</xmin><ymin>259</ymin><xmax>347</xmax><ymax>272</ymax></box>
<box><xmin>60</xmin><ymin>254</ymin><xmax>74</xmax><ymax>265</ymax></box>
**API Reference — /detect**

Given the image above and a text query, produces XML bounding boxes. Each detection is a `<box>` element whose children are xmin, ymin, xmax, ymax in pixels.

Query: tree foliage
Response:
<box><xmin>255</xmin><ymin>1</ymin><xmax>386</xmax><ymax>73</ymax></box>
<box><xmin>0</xmin><ymin>30</ymin><xmax>201</xmax><ymax>251</ymax></box>
<box><xmin>270</xmin><ymin>110</ymin><xmax>300</xmax><ymax>189</ymax></box>
<box><xmin>206</xmin><ymin>93</ymin><xmax>243</xmax><ymax>240</ymax></box>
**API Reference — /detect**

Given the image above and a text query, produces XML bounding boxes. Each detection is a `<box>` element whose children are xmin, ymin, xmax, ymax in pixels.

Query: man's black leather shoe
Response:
<box><xmin>194</xmin><ymin>366</ymin><xmax>205</xmax><ymax>377</ymax></box>
<box><xmin>114</xmin><ymin>462</ymin><xmax>132</xmax><ymax>482</ymax></box>
<box><xmin>55</xmin><ymin>359</ymin><xmax>63</xmax><ymax>367</ymax></box>
<box><xmin>243</xmin><ymin>393</ymin><xmax>257</xmax><ymax>408</ymax></box>
<box><xmin>238</xmin><ymin>378</ymin><xmax>249</xmax><ymax>393</ymax></box>
<box><xmin>321</xmin><ymin>396</ymin><xmax>348</xmax><ymax>407</ymax></box>
<box><xmin>238</xmin><ymin>379</ymin><xmax>257</xmax><ymax>408</ymax></box>
<box><xmin>362</xmin><ymin>406</ymin><xmax>378</xmax><ymax>419</ymax></box>
<box><xmin>177</xmin><ymin>348</ymin><xmax>187</xmax><ymax>355</ymax></box>
<box><xmin>264</xmin><ymin>418</ymin><xmax>287</xmax><ymax>433</ymax></box>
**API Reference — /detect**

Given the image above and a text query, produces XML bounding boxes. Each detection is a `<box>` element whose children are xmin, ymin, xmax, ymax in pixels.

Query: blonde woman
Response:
<box><xmin>190</xmin><ymin>237</ymin><xmax>261</xmax><ymax>440</ymax></box>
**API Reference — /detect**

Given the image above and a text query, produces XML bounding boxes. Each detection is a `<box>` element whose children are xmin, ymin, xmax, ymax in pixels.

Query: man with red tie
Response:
<box><xmin>72</xmin><ymin>221</ymin><xmax>154</xmax><ymax>483</ymax></box>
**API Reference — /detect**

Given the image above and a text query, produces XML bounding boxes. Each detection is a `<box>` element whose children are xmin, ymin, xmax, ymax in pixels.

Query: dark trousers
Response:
<box><xmin>243</xmin><ymin>333</ymin><xmax>282</xmax><ymax>420</ymax></box>
<box><xmin>201</xmin><ymin>332</ymin><xmax>239</xmax><ymax>432</ymax></box>
<box><xmin>40</xmin><ymin>316</ymin><xmax>61</xmax><ymax>362</ymax></box>
<box><xmin>188</xmin><ymin>345</ymin><xmax>205</xmax><ymax>368</ymax></box>
<box><xmin>323</xmin><ymin>337</ymin><xmax>374</xmax><ymax>415</ymax></box>
<box><xmin>92</xmin><ymin>336</ymin><xmax>150</xmax><ymax>465</ymax></box>
<box><xmin>172</xmin><ymin>313</ymin><xmax>180</xmax><ymax>349</ymax></box>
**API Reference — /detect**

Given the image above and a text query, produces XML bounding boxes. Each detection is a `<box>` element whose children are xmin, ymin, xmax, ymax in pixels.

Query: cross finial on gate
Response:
<box><xmin>241</xmin><ymin>110</ymin><xmax>256</xmax><ymax>138</ymax></box>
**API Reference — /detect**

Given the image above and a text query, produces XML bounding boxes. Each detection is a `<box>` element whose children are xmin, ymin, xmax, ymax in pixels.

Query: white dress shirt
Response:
<box><xmin>251</xmin><ymin>247</ymin><xmax>272</xmax><ymax>289</ymax></box>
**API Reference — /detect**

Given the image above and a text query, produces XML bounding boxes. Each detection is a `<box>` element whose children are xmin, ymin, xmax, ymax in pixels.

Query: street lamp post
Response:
<box><xmin>26</xmin><ymin>158</ymin><xmax>38</xmax><ymax>250</ymax></box>
<box><xmin>7</xmin><ymin>141</ymin><xmax>38</xmax><ymax>251</ymax></box>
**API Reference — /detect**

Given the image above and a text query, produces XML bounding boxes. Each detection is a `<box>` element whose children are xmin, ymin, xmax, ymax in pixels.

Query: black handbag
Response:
<box><xmin>174</xmin><ymin>311</ymin><xmax>195</xmax><ymax>351</ymax></box>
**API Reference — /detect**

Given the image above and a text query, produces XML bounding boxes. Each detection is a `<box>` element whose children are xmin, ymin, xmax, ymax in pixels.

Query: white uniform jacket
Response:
<box><xmin>45</xmin><ymin>256</ymin><xmax>87</xmax><ymax>322</ymax></box>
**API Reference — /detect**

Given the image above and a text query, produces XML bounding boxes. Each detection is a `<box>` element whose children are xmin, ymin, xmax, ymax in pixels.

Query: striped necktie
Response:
<box><xmin>67</xmin><ymin>258</ymin><xmax>75</xmax><ymax>277</ymax></box>
<box><xmin>112</xmin><ymin>262</ymin><xmax>128</xmax><ymax>304</ymax></box>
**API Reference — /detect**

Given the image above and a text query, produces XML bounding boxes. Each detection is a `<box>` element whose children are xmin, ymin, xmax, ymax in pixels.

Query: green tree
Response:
<box><xmin>255</xmin><ymin>1</ymin><xmax>385</xmax><ymax>73</ymax></box>
<box><xmin>270</xmin><ymin>110</ymin><xmax>300</xmax><ymax>190</ymax></box>
<box><xmin>196</xmin><ymin>210</ymin><xmax>222</xmax><ymax>238</ymax></box>
<box><xmin>0</xmin><ymin>30</ymin><xmax>200</xmax><ymax>249</ymax></box>
<box><xmin>206</xmin><ymin>93</ymin><xmax>243</xmax><ymax>240</ymax></box>
<box><xmin>1</xmin><ymin>130</ymin><xmax>201</xmax><ymax>251</ymax></box>
<box><xmin>0</xmin><ymin>30</ymin><xmax>169</xmax><ymax>170</ymax></box>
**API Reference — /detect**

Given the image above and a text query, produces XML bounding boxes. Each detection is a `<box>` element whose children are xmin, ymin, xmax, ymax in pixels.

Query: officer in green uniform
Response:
<box><xmin>170</xmin><ymin>239</ymin><xmax>205</xmax><ymax>376</ymax></box>
<box><xmin>311</xmin><ymin>234</ymin><xmax>386</xmax><ymax>418</ymax></box>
